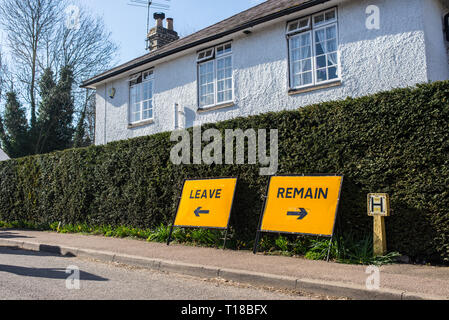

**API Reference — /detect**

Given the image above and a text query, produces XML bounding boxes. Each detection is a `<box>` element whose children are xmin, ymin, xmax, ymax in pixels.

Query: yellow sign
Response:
<box><xmin>174</xmin><ymin>178</ymin><xmax>238</xmax><ymax>229</ymax></box>
<box><xmin>367</xmin><ymin>194</ymin><xmax>390</xmax><ymax>217</ymax></box>
<box><xmin>260</xmin><ymin>175</ymin><xmax>343</xmax><ymax>237</ymax></box>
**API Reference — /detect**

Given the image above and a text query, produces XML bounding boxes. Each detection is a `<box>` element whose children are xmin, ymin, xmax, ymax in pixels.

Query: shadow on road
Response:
<box><xmin>0</xmin><ymin>231</ymin><xmax>34</xmax><ymax>239</ymax></box>
<box><xmin>0</xmin><ymin>264</ymin><xmax>109</xmax><ymax>281</ymax></box>
<box><xmin>0</xmin><ymin>246</ymin><xmax>75</xmax><ymax>258</ymax></box>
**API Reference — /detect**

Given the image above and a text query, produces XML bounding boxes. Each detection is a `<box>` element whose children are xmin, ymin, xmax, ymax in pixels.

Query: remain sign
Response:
<box><xmin>253</xmin><ymin>175</ymin><xmax>343</xmax><ymax>259</ymax></box>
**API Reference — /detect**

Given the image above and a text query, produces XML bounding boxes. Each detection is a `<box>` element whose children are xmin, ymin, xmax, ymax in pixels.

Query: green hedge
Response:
<box><xmin>1</xmin><ymin>81</ymin><xmax>448</xmax><ymax>262</ymax></box>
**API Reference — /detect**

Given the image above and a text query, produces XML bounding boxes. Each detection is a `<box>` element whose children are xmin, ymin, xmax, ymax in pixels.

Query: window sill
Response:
<box><xmin>197</xmin><ymin>102</ymin><xmax>235</xmax><ymax>113</ymax></box>
<box><xmin>128</xmin><ymin>119</ymin><xmax>154</xmax><ymax>129</ymax></box>
<box><xmin>288</xmin><ymin>80</ymin><xmax>342</xmax><ymax>96</ymax></box>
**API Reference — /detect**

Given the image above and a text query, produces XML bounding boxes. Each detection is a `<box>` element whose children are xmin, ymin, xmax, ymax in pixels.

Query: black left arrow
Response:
<box><xmin>194</xmin><ymin>207</ymin><xmax>210</xmax><ymax>217</ymax></box>
<box><xmin>287</xmin><ymin>208</ymin><xmax>308</xmax><ymax>220</ymax></box>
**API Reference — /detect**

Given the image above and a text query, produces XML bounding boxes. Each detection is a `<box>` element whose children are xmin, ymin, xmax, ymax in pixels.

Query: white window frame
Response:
<box><xmin>129</xmin><ymin>69</ymin><xmax>154</xmax><ymax>124</ymax></box>
<box><xmin>197</xmin><ymin>42</ymin><xmax>234</xmax><ymax>109</ymax></box>
<box><xmin>287</xmin><ymin>8</ymin><xmax>340</xmax><ymax>90</ymax></box>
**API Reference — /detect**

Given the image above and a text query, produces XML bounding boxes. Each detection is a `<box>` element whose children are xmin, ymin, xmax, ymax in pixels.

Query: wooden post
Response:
<box><xmin>368</xmin><ymin>193</ymin><xmax>390</xmax><ymax>257</ymax></box>
<box><xmin>373</xmin><ymin>215</ymin><xmax>387</xmax><ymax>256</ymax></box>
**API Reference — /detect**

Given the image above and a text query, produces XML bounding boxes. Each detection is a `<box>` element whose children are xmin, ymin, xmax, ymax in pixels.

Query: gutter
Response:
<box><xmin>81</xmin><ymin>0</ymin><xmax>331</xmax><ymax>88</ymax></box>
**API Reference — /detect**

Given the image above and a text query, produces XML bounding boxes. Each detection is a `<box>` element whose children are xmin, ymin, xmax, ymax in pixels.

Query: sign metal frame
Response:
<box><xmin>166</xmin><ymin>176</ymin><xmax>238</xmax><ymax>249</ymax></box>
<box><xmin>253</xmin><ymin>174</ymin><xmax>344</xmax><ymax>262</ymax></box>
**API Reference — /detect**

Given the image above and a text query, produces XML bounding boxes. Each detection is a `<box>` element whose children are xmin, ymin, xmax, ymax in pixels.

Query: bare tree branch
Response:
<box><xmin>0</xmin><ymin>0</ymin><xmax>63</xmax><ymax>128</ymax></box>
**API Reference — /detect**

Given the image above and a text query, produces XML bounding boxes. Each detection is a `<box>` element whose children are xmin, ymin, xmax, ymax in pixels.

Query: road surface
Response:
<box><xmin>0</xmin><ymin>246</ymin><xmax>322</xmax><ymax>300</ymax></box>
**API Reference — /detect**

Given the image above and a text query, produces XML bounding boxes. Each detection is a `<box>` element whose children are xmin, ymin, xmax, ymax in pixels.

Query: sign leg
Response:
<box><xmin>253</xmin><ymin>231</ymin><xmax>261</xmax><ymax>254</ymax></box>
<box><xmin>166</xmin><ymin>224</ymin><xmax>175</xmax><ymax>246</ymax></box>
<box><xmin>222</xmin><ymin>229</ymin><xmax>228</xmax><ymax>250</ymax></box>
<box><xmin>326</xmin><ymin>236</ymin><xmax>333</xmax><ymax>262</ymax></box>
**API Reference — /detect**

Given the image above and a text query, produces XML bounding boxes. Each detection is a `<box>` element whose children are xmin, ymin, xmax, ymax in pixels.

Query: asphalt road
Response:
<box><xmin>0</xmin><ymin>246</ymin><xmax>318</xmax><ymax>300</ymax></box>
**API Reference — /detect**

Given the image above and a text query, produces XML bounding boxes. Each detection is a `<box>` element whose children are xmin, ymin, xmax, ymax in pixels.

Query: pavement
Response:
<box><xmin>1</xmin><ymin>229</ymin><xmax>448</xmax><ymax>300</ymax></box>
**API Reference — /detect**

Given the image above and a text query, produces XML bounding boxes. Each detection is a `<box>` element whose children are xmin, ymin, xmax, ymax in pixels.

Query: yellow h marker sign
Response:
<box><xmin>368</xmin><ymin>193</ymin><xmax>390</xmax><ymax>256</ymax></box>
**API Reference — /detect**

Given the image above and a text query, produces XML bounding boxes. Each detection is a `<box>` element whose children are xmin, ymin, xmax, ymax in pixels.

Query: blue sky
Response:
<box><xmin>79</xmin><ymin>0</ymin><xmax>265</xmax><ymax>65</ymax></box>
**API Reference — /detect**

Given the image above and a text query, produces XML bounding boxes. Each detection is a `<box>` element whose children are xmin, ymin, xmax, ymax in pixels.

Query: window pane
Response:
<box><xmin>326</xmin><ymin>25</ymin><xmax>336</xmax><ymax>39</ymax></box>
<box><xmin>142</xmin><ymin>82</ymin><xmax>149</xmax><ymax>100</ymax></box>
<box><xmin>300</xmin><ymin>46</ymin><xmax>311</xmax><ymax>59</ymax></box>
<box><xmin>326</xmin><ymin>39</ymin><xmax>337</xmax><ymax>52</ymax></box>
<box><xmin>293</xmin><ymin>75</ymin><xmax>301</xmax><ymax>87</ymax></box>
<box><xmin>288</xmin><ymin>21</ymin><xmax>298</xmax><ymax>32</ymax></box>
<box><xmin>225</xmin><ymin>79</ymin><xmax>232</xmax><ymax>90</ymax></box>
<box><xmin>218</xmin><ymin>80</ymin><xmax>224</xmax><ymax>91</ymax></box>
<box><xmin>315</xmin><ymin>29</ymin><xmax>325</xmax><ymax>43</ymax></box>
<box><xmin>217</xmin><ymin>59</ymin><xmax>224</xmax><ymax>69</ymax></box>
<box><xmin>300</xmin><ymin>33</ymin><xmax>310</xmax><ymax>46</ymax></box>
<box><xmin>207</xmin><ymin>83</ymin><xmax>214</xmax><ymax>94</ymax></box>
<box><xmin>207</xmin><ymin>73</ymin><xmax>213</xmax><ymax>83</ymax></box>
<box><xmin>316</xmin><ymin>69</ymin><xmax>327</xmax><ymax>82</ymax></box>
<box><xmin>316</xmin><ymin>55</ymin><xmax>326</xmax><ymax>69</ymax></box>
<box><xmin>293</xmin><ymin>61</ymin><xmax>300</xmax><ymax>74</ymax></box>
<box><xmin>206</xmin><ymin>94</ymin><xmax>214</xmax><ymax>106</ymax></box>
<box><xmin>327</xmin><ymin>53</ymin><xmax>337</xmax><ymax>66</ymax></box>
<box><xmin>313</xmin><ymin>13</ymin><xmax>325</xmax><ymax>26</ymax></box>
<box><xmin>290</xmin><ymin>37</ymin><xmax>300</xmax><ymax>49</ymax></box>
<box><xmin>302</xmin><ymin>72</ymin><xmax>313</xmax><ymax>85</ymax></box>
<box><xmin>328</xmin><ymin>66</ymin><xmax>338</xmax><ymax>79</ymax></box>
<box><xmin>225</xmin><ymin>91</ymin><xmax>232</xmax><ymax>102</ymax></box>
<box><xmin>207</xmin><ymin>62</ymin><xmax>214</xmax><ymax>73</ymax></box>
<box><xmin>298</xmin><ymin>18</ymin><xmax>309</xmax><ymax>29</ymax></box>
<box><xmin>217</xmin><ymin>92</ymin><xmax>224</xmax><ymax>103</ymax></box>
<box><xmin>325</xmin><ymin>10</ymin><xmax>336</xmax><ymax>21</ymax></box>
<box><xmin>225</xmin><ymin>56</ymin><xmax>232</xmax><ymax>68</ymax></box>
<box><xmin>315</xmin><ymin>42</ymin><xmax>325</xmax><ymax>55</ymax></box>
<box><xmin>132</xmin><ymin>112</ymin><xmax>141</xmax><ymax>122</ymax></box>
<box><xmin>301</xmin><ymin>59</ymin><xmax>312</xmax><ymax>72</ymax></box>
<box><xmin>291</xmin><ymin>49</ymin><xmax>300</xmax><ymax>61</ymax></box>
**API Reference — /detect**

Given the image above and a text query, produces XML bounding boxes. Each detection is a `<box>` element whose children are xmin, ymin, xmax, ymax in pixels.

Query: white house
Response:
<box><xmin>81</xmin><ymin>0</ymin><xmax>449</xmax><ymax>146</ymax></box>
<box><xmin>0</xmin><ymin>148</ymin><xmax>9</xmax><ymax>162</ymax></box>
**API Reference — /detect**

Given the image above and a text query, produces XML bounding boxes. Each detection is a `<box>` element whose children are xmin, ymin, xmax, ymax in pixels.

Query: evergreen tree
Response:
<box><xmin>35</xmin><ymin>67</ymin><xmax>57</xmax><ymax>154</ymax></box>
<box><xmin>0</xmin><ymin>91</ymin><xmax>30</xmax><ymax>158</ymax></box>
<box><xmin>35</xmin><ymin>66</ymin><xmax>75</xmax><ymax>154</ymax></box>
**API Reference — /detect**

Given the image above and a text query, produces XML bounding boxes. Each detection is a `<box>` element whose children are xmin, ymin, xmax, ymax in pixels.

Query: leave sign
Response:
<box><xmin>259</xmin><ymin>175</ymin><xmax>343</xmax><ymax>237</ymax></box>
<box><xmin>173</xmin><ymin>178</ymin><xmax>238</xmax><ymax>229</ymax></box>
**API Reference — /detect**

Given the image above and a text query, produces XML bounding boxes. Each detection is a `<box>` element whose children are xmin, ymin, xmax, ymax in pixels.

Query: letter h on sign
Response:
<box><xmin>367</xmin><ymin>194</ymin><xmax>390</xmax><ymax>217</ymax></box>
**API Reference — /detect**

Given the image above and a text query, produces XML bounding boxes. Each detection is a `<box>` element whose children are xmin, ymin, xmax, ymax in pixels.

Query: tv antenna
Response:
<box><xmin>127</xmin><ymin>0</ymin><xmax>171</xmax><ymax>34</ymax></box>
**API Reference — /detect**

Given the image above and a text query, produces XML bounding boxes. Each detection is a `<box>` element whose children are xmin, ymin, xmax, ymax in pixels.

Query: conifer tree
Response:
<box><xmin>0</xmin><ymin>91</ymin><xmax>30</xmax><ymax>158</ymax></box>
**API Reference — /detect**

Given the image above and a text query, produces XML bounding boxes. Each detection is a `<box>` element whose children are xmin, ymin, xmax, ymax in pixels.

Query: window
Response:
<box><xmin>129</xmin><ymin>70</ymin><xmax>154</xmax><ymax>123</ymax></box>
<box><xmin>287</xmin><ymin>8</ymin><xmax>339</xmax><ymax>89</ymax></box>
<box><xmin>197</xmin><ymin>42</ymin><xmax>233</xmax><ymax>108</ymax></box>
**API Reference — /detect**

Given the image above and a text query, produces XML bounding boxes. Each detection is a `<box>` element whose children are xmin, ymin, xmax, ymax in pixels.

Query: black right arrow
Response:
<box><xmin>287</xmin><ymin>208</ymin><xmax>308</xmax><ymax>220</ymax></box>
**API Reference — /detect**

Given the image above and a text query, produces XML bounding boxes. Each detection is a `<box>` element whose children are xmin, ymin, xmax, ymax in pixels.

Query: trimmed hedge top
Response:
<box><xmin>1</xmin><ymin>81</ymin><xmax>448</xmax><ymax>262</ymax></box>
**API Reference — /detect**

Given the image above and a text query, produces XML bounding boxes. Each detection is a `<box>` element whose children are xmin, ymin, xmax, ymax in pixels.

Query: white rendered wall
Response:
<box><xmin>0</xmin><ymin>149</ymin><xmax>9</xmax><ymax>161</ymax></box>
<box><xmin>422</xmin><ymin>0</ymin><xmax>449</xmax><ymax>82</ymax></box>
<box><xmin>95</xmin><ymin>0</ymin><xmax>444</xmax><ymax>145</ymax></box>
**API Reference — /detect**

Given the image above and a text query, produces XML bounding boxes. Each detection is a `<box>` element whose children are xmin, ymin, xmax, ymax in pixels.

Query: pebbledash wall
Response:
<box><xmin>94</xmin><ymin>0</ymin><xmax>449</xmax><ymax>145</ymax></box>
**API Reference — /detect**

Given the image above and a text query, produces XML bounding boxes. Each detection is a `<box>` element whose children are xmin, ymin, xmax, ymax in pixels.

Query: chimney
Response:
<box><xmin>166</xmin><ymin>18</ymin><xmax>174</xmax><ymax>31</ymax></box>
<box><xmin>146</xmin><ymin>13</ymin><xmax>179</xmax><ymax>52</ymax></box>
